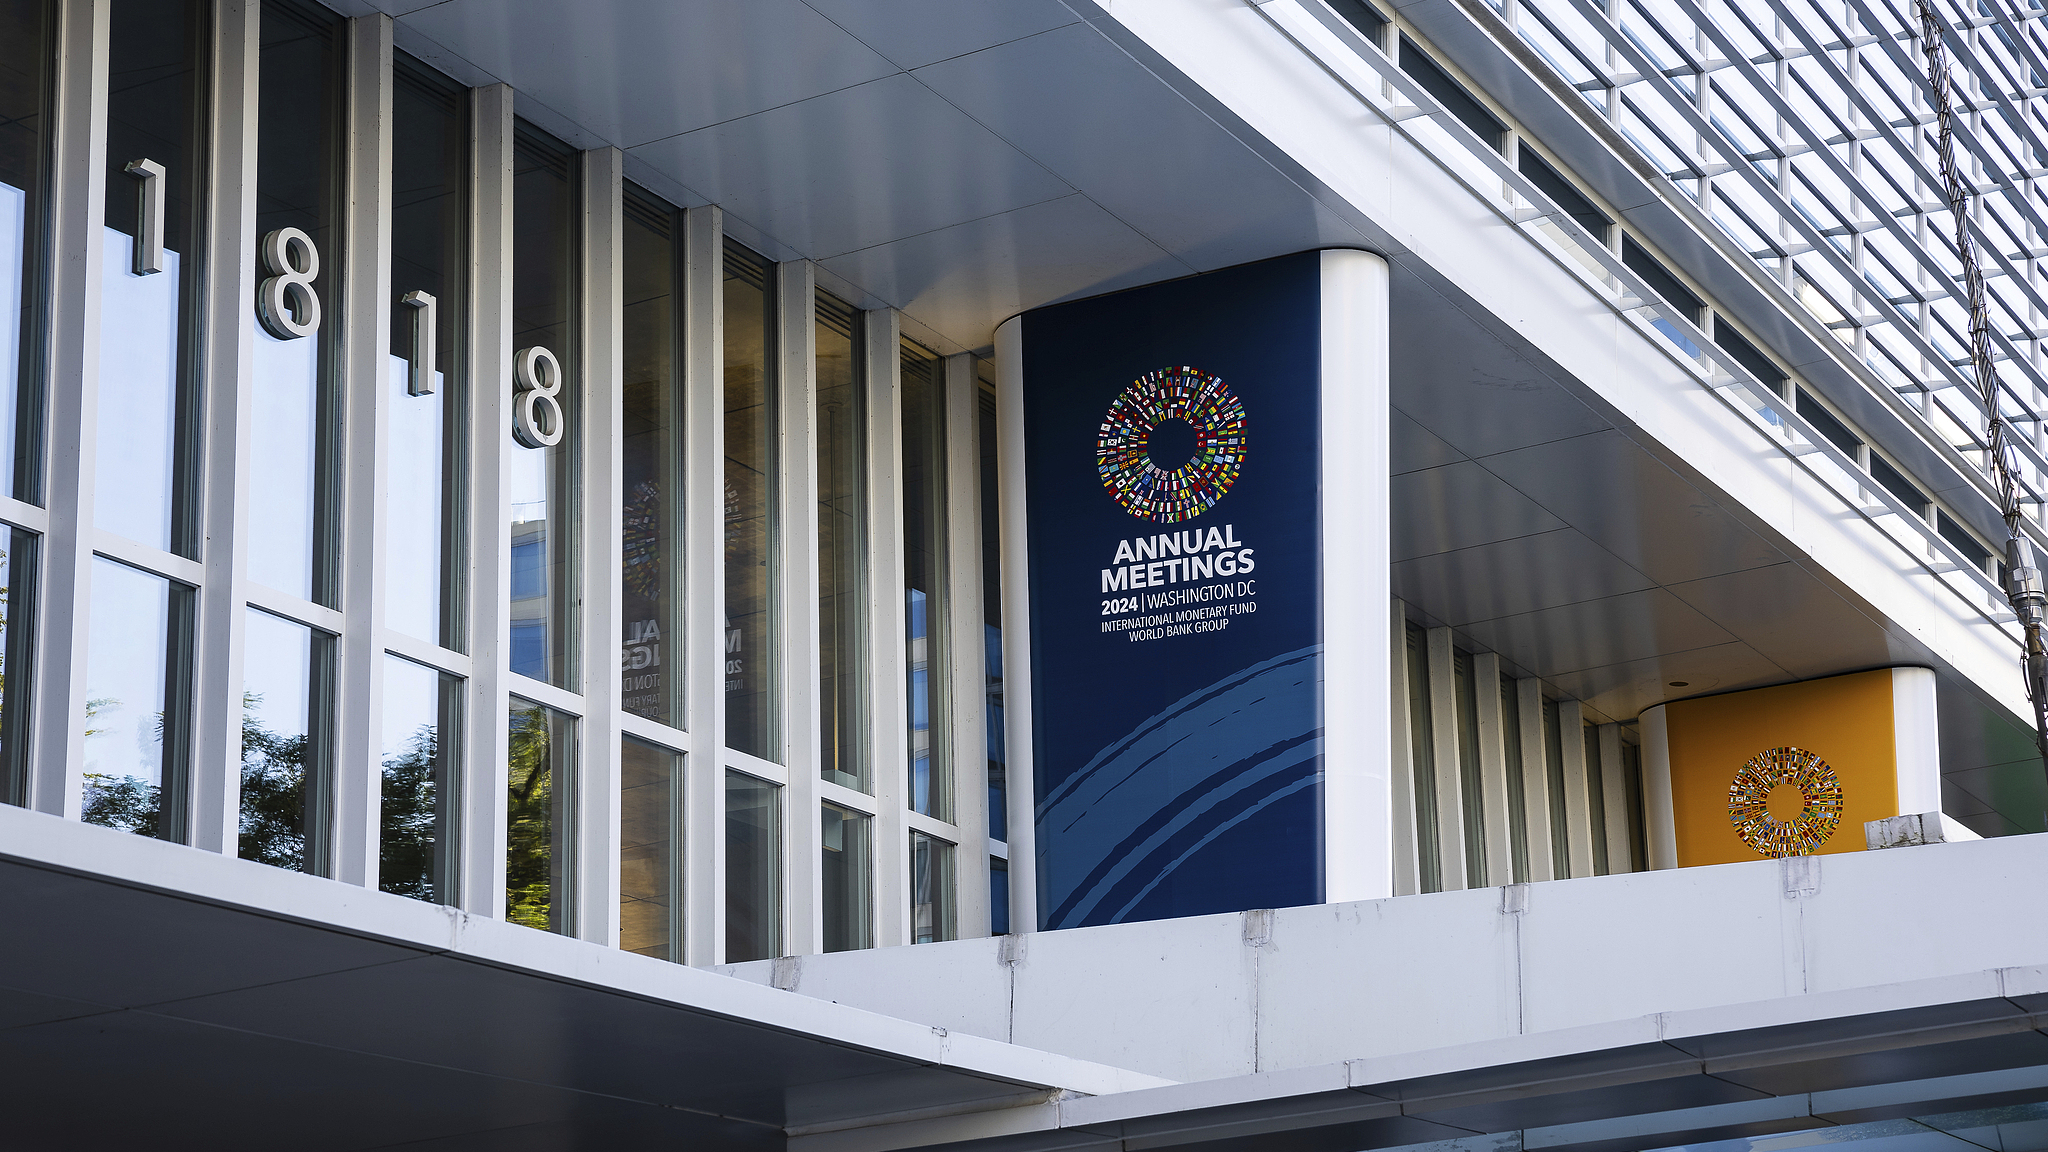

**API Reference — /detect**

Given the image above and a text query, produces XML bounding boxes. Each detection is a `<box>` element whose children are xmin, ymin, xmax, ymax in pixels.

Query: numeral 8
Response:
<box><xmin>256</xmin><ymin>227</ymin><xmax>320</xmax><ymax>339</ymax></box>
<box><xmin>512</xmin><ymin>345</ymin><xmax>565</xmax><ymax>448</ymax></box>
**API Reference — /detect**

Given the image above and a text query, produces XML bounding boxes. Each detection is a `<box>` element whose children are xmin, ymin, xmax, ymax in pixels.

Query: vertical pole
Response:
<box><xmin>577</xmin><ymin>145</ymin><xmax>624</xmax><ymax>945</ymax></box>
<box><xmin>1320</xmin><ymin>249</ymin><xmax>1392</xmax><ymax>903</ymax></box>
<box><xmin>460</xmin><ymin>83</ymin><xmax>514</xmax><ymax>918</ymax></box>
<box><xmin>1556</xmin><ymin>698</ymin><xmax>1595</xmax><ymax>878</ymax></box>
<box><xmin>1517</xmin><ymin>678</ymin><xmax>1555</xmax><ymax>881</ymax></box>
<box><xmin>330</xmin><ymin>12</ymin><xmax>393</xmax><ymax>886</ymax></box>
<box><xmin>680</xmin><ymin>205</ymin><xmax>725</xmax><ymax>964</ymax></box>
<box><xmin>866</xmin><ymin>309</ymin><xmax>909</xmax><ymax>948</ymax></box>
<box><xmin>32</xmin><ymin>0</ymin><xmax>110</xmax><ymax>819</ymax></box>
<box><xmin>992</xmin><ymin>316</ymin><xmax>1036</xmax><ymax>934</ymax></box>
<box><xmin>1426</xmin><ymin>626</ymin><xmax>1466</xmax><ymax>890</ymax></box>
<box><xmin>778</xmin><ymin>260</ymin><xmax>821</xmax><ymax>957</ymax></box>
<box><xmin>945</xmin><ymin>350</ymin><xmax>991</xmax><ymax>935</ymax></box>
<box><xmin>1471</xmin><ymin>651</ymin><xmax>1513</xmax><ymax>887</ymax></box>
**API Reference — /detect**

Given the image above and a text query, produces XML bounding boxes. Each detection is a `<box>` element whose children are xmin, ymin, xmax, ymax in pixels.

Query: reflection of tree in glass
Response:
<box><xmin>380</xmin><ymin>724</ymin><xmax>438</xmax><ymax>899</ymax></box>
<box><xmin>82</xmin><ymin>695</ymin><xmax>165</xmax><ymax>836</ymax></box>
<box><xmin>505</xmin><ymin>706</ymin><xmax>554</xmax><ymax>929</ymax></box>
<box><xmin>238</xmin><ymin>692</ymin><xmax>308</xmax><ymax>868</ymax></box>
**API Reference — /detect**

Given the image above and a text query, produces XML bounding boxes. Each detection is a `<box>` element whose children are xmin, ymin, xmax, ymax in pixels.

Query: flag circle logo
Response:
<box><xmin>1727</xmin><ymin>746</ymin><xmax>1844</xmax><ymax>858</ymax></box>
<box><xmin>1095</xmin><ymin>366</ymin><xmax>1246</xmax><ymax>523</ymax></box>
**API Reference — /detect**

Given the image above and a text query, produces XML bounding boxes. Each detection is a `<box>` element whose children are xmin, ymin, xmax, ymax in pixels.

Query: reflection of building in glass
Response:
<box><xmin>508</xmin><ymin>518</ymin><xmax>547</xmax><ymax>680</ymax></box>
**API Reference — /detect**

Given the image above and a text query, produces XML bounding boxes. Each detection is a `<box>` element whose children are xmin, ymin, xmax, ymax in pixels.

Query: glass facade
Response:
<box><xmin>725</xmin><ymin>769</ymin><xmax>780</xmax><ymax>962</ymax></box>
<box><xmin>817</xmin><ymin>290</ymin><xmax>865</xmax><ymax>790</ymax></box>
<box><xmin>910</xmin><ymin>830</ymin><xmax>954</xmax><ymax>944</ymax></box>
<box><xmin>97</xmin><ymin>0</ymin><xmax>206</xmax><ymax>556</ymax></box>
<box><xmin>0</xmin><ymin>0</ymin><xmax>50</xmax><ymax>505</ymax></box>
<box><xmin>723</xmin><ymin>241</ymin><xmax>777</xmax><ymax>761</ymax></box>
<box><xmin>507</xmin><ymin>697</ymin><xmax>575</xmax><ymax>934</ymax></box>
<box><xmin>619</xmin><ymin>736</ymin><xmax>680</xmax><ymax>959</ymax></box>
<box><xmin>620</xmin><ymin>187</ymin><xmax>681</xmax><ymax>727</ymax></box>
<box><xmin>901</xmin><ymin>340</ymin><xmax>948</xmax><ymax>819</ymax></box>
<box><xmin>0</xmin><ymin>528</ymin><xmax>35</xmax><ymax>807</ymax></box>
<box><xmin>379</xmin><ymin>655</ymin><xmax>460</xmax><ymax>903</ymax></box>
<box><xmin>509</xmin><ymin>123</ymin><xmax>579</xmax><ymax>690</ymax></box>
<box><xmin>820</xmin><ymin>802</ymin><xmax>870</xmax><ymax>953</ymax></box>
<box><xmin>7</xmin><ymin>11</ymin><xmax>1031</xmax><ymax>965</ymax></box>
<box><xmin>248</xmin><ymin>0</ymin><xmax>341</xmax><ymax>604</ymax></box>
<box><xmin>238</xmin><ymin>607</ymin><xmax>333</xmax><ymax>873</ymax></box>
<box><xmin>990</xmin><ymin>855</ymin><xmax>1008</xmax><ymax>936</ymax></box>
<box><xmin>82</xmin><ymin>557</ymin><xmax>192</xmax><ymax>839</ymax></box>
<box><xmin>0</xmin><ymin>2</ymin><xmax>43</xmax><ymax>808</ymax></box>
<box><xmin>386</xmin><ymin>53</ymin><xmax>467</xmax><ymax>651</ymax></box>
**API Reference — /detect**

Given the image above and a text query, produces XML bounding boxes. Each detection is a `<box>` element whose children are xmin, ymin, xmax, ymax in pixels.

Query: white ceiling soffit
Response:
<box><xmin>372</xmin><ymin>0</ymin><xmax>1371</xmax><ymax>352</ymax></box>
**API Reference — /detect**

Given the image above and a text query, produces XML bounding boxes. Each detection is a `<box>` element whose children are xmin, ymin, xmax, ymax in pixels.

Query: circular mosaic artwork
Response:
<box><xmin>1727</xmin><ymin>746</ymin><xmax>1844</xmax><ymax>858</ymax></box>
<box><xmin>1096</xmin><ymin>366</ymin><xmax>1247</xmax><ymax>523</ymax></box>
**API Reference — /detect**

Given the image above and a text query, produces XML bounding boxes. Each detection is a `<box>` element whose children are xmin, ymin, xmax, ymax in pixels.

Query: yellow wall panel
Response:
<box><xmin>1664</xmin><ymin>669</ymin><xmax>1900</xmax><ymax>867</ymax></box>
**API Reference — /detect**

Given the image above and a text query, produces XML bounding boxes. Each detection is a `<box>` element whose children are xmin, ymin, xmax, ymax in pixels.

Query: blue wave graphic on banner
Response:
<box><xmin>1038</xmin><ymin>646</ymin><xmax>1323</xmax><ymax>930</ymax></box>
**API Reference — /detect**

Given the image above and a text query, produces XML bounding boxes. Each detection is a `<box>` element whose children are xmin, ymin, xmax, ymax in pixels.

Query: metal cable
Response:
<box><xmin>1918</xmin><ymin>0</ymin><xmax>2048</xmax><ymax>773</ymax></box>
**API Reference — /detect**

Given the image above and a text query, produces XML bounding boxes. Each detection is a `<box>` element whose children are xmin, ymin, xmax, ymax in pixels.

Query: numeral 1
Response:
<box><xmin>402</xmin><ymin>290</ymin><xmax>437</xmax><ymax>396</ymax></box>
<box><xmin>123</xmin><ymin>158</ymin><xmax>165</xmax><ymax>276</ymax></box>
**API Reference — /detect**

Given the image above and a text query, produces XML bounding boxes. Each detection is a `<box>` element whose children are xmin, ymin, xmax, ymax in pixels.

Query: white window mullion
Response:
<box><xmin>29</xmin><ymin>0</ymin><xmax>109</xmax><ymax>819</ymax></box>
<box><xmin>1598</xmin><ymin>722</ymin><xmax>1632</xmax><ymax>873</ymax></box>
<box><xmin>1557</xmin><ymin>698</ymin><xmax>1596</xmax><ymax>878</ymax></box>
<box><xmin>1388</xmin><ymin>600</ymin><xmax>1420</xmax><ymax>897</ymax></box>
<box><xmin>680</xmin><ymin>204</ymin><xmax>725</xmax><ymax>964</ymax></box>
<box><xmin>1426</xmin><ymin>626</ymin><xmax>1467</xmax><ymax>890</ymax></box>
<box><xmin>1518</xmin><ymin>677</ymin><xmax>1556</xmax><ymax>882</ymax></box>
<box><xmin>776</xmin><ymin>259</ymin><xmax>821</xmax><ymax>957</ymax></box>
<box><xmin>189</xmin><ymin>0</ymin><xmax>261</xmax><ymax>856</ymax></box>
<box><xmin>576</xmin><ymin>144</ymin><xmax>624</xmax><ymax>946</ymax></box>
<box><xmin>1472</xmin><ymin>651</ymin><xmax>1513</xmax><ymax>886</ymax></box>
<box><xmin>460</xmin><ymin>81</ymin><xmax>515</xmax><ymax>918</ymax></box>
<box><xmin>864</xmin><ymin>308</ymin><xmax>909</xmax><ymax>948</ymax></box>
<box><xmin>942</xmin><ymin>350</ymin><xmax>990</xmax><ymax>938</ymax></box>
<box><xmin>330</xmin><ymin>12</ymin><xmax>394</xmax><ymax>887</ymax></box>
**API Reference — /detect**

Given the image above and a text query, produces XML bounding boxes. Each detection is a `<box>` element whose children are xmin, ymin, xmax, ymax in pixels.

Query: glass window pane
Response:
<box><xmin>910</xmin><ymin>831</ymin><xmax>954</xmax><ymax>944</ymax></box>
<box><xmin>247</xmin><ymin>0</ymin><xmax>341</xmax><ymax>603</ymax></box>
<box><xmin>0</xmin><ymin>527</ymin><xmax>34</xmax><ymax>806</ymax></box>
<box><xmin>379</xmin><ymin>654</ymin><xmax>460</xmax><ymax>902</ymax></box>
<box><xmin>821</xmin><ymin>802</ymin><xmax>870</xmax><ymax>952</ymax></box>
<box><xmin>0</xmin><ymin>0</ymin><xmax>52</xmax><ymax>504</ymax></box>
<box><xmin>901</xmin><ymin>340</ymin><xmax>949</xmax><ymax>819</ymax></box>
<box><xmin>509</xmin><ymin>122</ymin><xmax>579</xmax><ymax>689</ymax></box>
<box><xmin>386</xmin><ymin>54</ymin><xmax>468</xmax><ymax>650</ymax></box>
<box><xmin>238</xmin><ymin>608</ymin><xmax>333</xmax><ymax>872</ymax></box>
<box><xmin>97</xmin><ymin>0</ymin><xmax>206</xmax><ymax>555</ymax></box>
<box><xmin>621</xmin><ymin>186</ymin><xmax>681</xmax><ymax>727</ymax></box>
<box><xmin>506</xmin><ymin>697</ymin><xmax>575</xmax><ymax>933</ymax></box>
<box><xmin>978</xmin><ymin>378</ymin><xmax>1003</xmax><ymax>842</ymax></box>
<box><xmin>723</xmin><ymin>240</ymin><xmax>778</xmax><ymax>760</ymax></box>
<box><xmin>82</xmin><ymin>557</ymin><xmax>192</xmax><ymax>840</ymax></box>
<box><xmin>725</xmin><ymin>769</ymin><xmax>780</xmax><ymax>962</ymax></box>
<box><xmin>990</xmin><ymin>855</ymin><xmax>1008</xmax><ymax>936</ymax></box>
<box><xmin>817</xmin><ymin>290</ymin><xmax>866</xmax><ymax>790</ymax></box>
<box><xmin>620</xmin><ymin>735</ymin><xmax>680</xmax><ymax>960</ymax></box>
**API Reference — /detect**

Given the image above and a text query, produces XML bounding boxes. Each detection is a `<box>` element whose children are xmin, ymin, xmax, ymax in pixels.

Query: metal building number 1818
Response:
<box><xmin>116</xmin><ymin>144</ymin><xmax>574</xmax><ymax>452</ymax></box>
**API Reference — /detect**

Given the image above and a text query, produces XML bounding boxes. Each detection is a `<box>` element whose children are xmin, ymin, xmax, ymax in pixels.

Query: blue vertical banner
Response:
<box><xmin>1022</xmin><ymin>252</ymin><xmax>1324</xmax><ymax>930</ymax></box>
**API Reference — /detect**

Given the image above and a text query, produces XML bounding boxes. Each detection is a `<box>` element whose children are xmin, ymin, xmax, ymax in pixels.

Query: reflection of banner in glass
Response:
<box><xmin>1022</xmin><ymin>253</ymin><xmax>1324</xmax><ymax>930</ymax></box>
